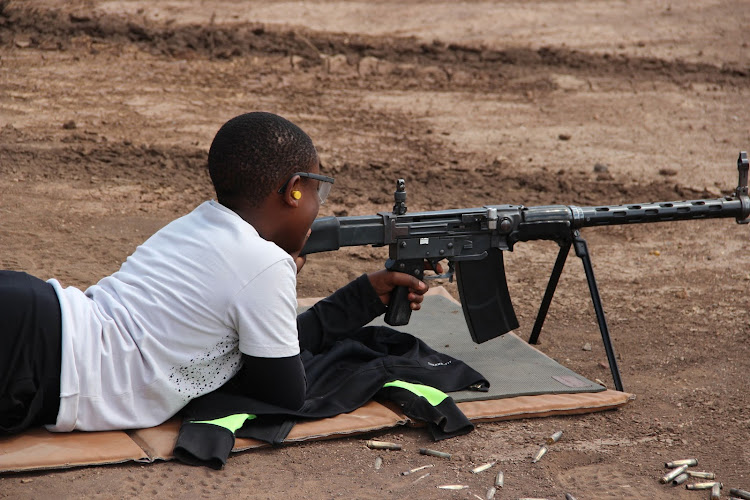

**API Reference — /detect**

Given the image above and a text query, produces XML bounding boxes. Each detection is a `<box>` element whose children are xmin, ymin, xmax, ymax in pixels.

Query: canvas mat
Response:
<box><xmin>0</xmin><ymin>288</ymin><xmax>633</xmax><ymax>473</ymax></box>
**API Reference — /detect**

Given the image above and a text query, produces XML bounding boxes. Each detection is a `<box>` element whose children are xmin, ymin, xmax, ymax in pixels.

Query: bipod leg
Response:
<box><xmin>529</xmin><ymin>239</ymin><xmax>572</xmax><ymax>345</ymax></box>
<box><xmin>572</xmin><ymin>230</ymin><xmax>624</xmax><ymax>392</ymax></box>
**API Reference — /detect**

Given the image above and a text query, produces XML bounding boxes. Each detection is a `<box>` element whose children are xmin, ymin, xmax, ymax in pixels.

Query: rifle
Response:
<box><xmin>302</xmin><ymin>152</ymin><xmax>750</xmax><ymax>391</ymax></box>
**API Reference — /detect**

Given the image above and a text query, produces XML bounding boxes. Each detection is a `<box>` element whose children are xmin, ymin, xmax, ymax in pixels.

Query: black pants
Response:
<box><xmin>0</xmin><ymin>271</ymin><xmax>62</xmax><ymax>434</ymax></box>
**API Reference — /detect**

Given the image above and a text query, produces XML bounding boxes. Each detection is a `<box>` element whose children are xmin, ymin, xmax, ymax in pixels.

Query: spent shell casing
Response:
<box><xmin>494</xmin><ymin>470</ymin><xmax>504</xmax><ymax>488</ymax></box>
<box><xmin>471</xmin><ymin>461</ymin><xmax>496</xmax><ymax>474</ymax></box>
<box><xmin>687</xmin><ymin>471</ymin><xmax>716</xmax><ymax>480</ymax></box>
<box><xmin>730</xmin><ymin>488</ymin><xmax>750</xmax><ymax>500</ymax></box>
<box><xmin>711</xmin><ymin>483</ymin><xmax>721</xmax><ymax>500</ymax></box>
<box><xmin>665</xmin><ymin>458</ymin><xmax>698</xmax><ymax>468</ymax></box>
<box><xmin>366</xmin><ymin>440</ymin><xmax>401</xmax><ymax>450</ymax></box>
<box><xmin>660</xmin><ymin>464</ymin><xmax>689</xmax><ymax>484</ymax></box>
<box><xmin>546</xmin><ymin>430</ymin><xmax>564</xmax><ymax>444</ymax></box>
<box><xmin>412</xmin><ymin>472</ymin><xmax>430</xmax><ymax>484</ymax></box>
<box><xmin>400</xmin><ymin>464</ymin><xmax>433</xmax><ymax>476</ymax></box>
<box><xmin>374</xmin><ymin>456</ymin><xmax>383</xmax><ymax>470</ymax></box>
<box><xmin>486</xmin><ymin>486</ymin><xmax>497</xmax><ymax>500</ymax></box>
<box><xmin>686</xmin><ymin>482</ymin><xmax>722</xmax><ymax>490</ymax></box>
<box><xmin>419</xmin><ymin>448</ymin><xmax>451</xmax><ymax>459</ymax></box>
<box><xmin>672</xmin><ymin>473</ymin><xmax>689</xmax><ymax>486</ymax></box>
<box><xmin>532</xmin><ymin>445</ymin><xmax>548</xmax><ymax>463</ymax></box>
<box><xmin>437</xmin><ymin>484</ymin><xmax>468</xmax><ymax>490</ymax></box>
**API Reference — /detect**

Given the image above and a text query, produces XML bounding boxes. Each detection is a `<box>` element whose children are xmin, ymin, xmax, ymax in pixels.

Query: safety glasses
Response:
<box><xmin>277</xmin><ymin>171</ymin><xmax>335</xmax><ymax>204</ymax></box>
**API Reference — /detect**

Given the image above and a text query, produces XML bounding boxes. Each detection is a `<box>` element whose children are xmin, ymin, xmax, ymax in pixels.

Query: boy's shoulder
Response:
<box><xmin>147</xmin><ymin>201</ymin><xmax>291</xmax><ymax>266</ymax></box>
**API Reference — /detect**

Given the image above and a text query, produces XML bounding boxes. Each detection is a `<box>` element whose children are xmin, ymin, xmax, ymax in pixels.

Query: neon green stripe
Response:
<box><xmin>383</xmin><ymin>381</ymin><xmax>448</xmax><ymax>406</ymax></box>
<box><xmin>191</xmin><ymin>413</ymin><xmax>256</xmax><ymax>432</ymax></box>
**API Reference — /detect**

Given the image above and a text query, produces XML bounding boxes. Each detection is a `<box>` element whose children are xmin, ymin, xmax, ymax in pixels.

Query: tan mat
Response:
<box><xmin>0</xmin><ymin>289</ymin><xmax>633</xmax><ymax>473</ymax></box>
<box><xmin>0</xmin><ymin>390</ymin><xmax>631</xmax><ymax>472</ymax></box>
<box><xmin>0</xmin><ymin>427</ymin><xmax>150</xmax><ymax>473</ymax></box>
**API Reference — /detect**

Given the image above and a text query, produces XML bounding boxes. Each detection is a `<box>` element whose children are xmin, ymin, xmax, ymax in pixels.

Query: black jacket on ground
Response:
<box><xmin>174</xmin><ymin>275</ymin><xmax>488</xmax><ymax>468</ymax></box>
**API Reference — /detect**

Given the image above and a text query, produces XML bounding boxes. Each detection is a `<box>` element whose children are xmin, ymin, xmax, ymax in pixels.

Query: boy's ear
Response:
<box><xmin>282</xmin><ymin>175</ymin><xmax>302</xmax><ymax>207</ymax></box>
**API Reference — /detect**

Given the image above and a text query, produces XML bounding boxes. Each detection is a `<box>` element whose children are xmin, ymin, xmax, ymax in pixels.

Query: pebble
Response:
<box><xmin>593</xmin><ymin>163</ymin><xmax>609</xmax><ymax>172</ymax></box>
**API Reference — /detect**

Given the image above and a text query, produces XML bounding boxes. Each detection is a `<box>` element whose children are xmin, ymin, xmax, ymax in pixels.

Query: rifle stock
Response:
<box><xmin>302</xmin><ymin>151</ymin><xmax>750</xmax><ymax>349</ymax></box>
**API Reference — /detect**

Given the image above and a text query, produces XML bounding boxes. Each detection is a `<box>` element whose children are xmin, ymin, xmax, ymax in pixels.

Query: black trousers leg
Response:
<box><xmin>0</xmin><ymin>271</ymin><xmax>62</xmax><ymax>434</ymax></box>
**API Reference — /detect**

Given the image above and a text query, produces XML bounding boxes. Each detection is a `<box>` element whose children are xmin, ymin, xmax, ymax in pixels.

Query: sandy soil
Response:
<box><xmin>1</xmin><ymin>0</ymin><xmax>749</xmax><ymax>498</ymax></box>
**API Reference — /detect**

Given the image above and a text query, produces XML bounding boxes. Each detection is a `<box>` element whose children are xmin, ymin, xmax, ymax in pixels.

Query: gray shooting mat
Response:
<box><xmin>302</xmin><ymin>292</ymin><xmax>604</xmax><ymax>402</ymax></box>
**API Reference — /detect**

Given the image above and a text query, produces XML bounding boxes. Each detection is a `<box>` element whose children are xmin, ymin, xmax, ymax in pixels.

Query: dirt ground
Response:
<box><xmin>1</xmin><ymin>0</ymin><xmax>749</xmax><ymax>498</ymax></box>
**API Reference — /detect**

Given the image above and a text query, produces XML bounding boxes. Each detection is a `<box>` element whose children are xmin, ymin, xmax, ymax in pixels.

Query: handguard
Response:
<box><xmin>455</xmin><ymin>248</ymin><xmax>519</xmax><ymax>343</ymax></box>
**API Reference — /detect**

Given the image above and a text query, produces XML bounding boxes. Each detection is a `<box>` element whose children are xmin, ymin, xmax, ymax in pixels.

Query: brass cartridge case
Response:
<box><xmin>546</xmin><ymin>430</ymin><xmax>563</xmax><ymax>444</ymax></box>
<box><xmin>471</xmin><ymin>461</ymin><xmax>496</xmax><ymax>474</ymax></box>
<box><xmin>494</xmin><ymin>470</ymin><xmax>504</xmax><ymax>488</ymax></box>
<box><xmin>437</xmin><ymin>485</ymin><xmax>468</xmax><ymax>490</ymax></box>
<box><xmin>532</xmin><ymin>445</ymin><xmax>548</xmax><ymax>463</ymax></box>
<box><xmin>672</xmin><ymin>473</ymin><xmax>689</xmax><ymax>486</ymax></box>
<box><xmin>401</xmin><ymin>464</ymin><xmax>432</xmax><ymax>476</ymax></box>
<box><xmin>660</xmin><ymin>464</ymin><xmax>688</xmax><ymax>484</ymax></box>
<box><xmin>665</xmin><ymin>458</ymin><xmax>698</xmax><ymax>468</ymax></box>
<box><xmin>711</xmin><ymin>483</ymin><xmax>721</xmax><ymax>500</ymax></box>
<box><xmin>419</xmin><ymin>448</ymin><xmax>451</xmax><ymax>459</ymax></box>
<box><xmin>686</xmin><ymin>482</ymin><xmax>722</xmax><ymax>490</ymax></box>
<box><xmin>729</xmin><ymin>488</ymin><xmax>750</xmax><ymax>500</ymax></box>
<box><xmin>687</xmin><ymin>471</ymin><xmax>715</xmax><ymax>480</ymax></box>
<box><xmin>366</xmin><ymin>440</ymin><xmax>401</xmax><ymax>450</ymax></box>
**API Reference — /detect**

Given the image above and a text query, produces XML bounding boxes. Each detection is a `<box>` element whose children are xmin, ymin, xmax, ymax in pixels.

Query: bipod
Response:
<box><xmin>528</xmin><ymin>229</ymin><xmax>624</xmax><ymax>392</ymax></box>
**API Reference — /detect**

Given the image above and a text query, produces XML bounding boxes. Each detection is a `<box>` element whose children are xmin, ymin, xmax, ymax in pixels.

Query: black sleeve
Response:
<box><xmin>297</xmin><ymin>273</ymin><xmax>386</xmax><ymax>354</ymax></box>
<box><xmin>223</xmin><ymin>354</ymin><xmax>306</xmax><ymax>411</ymax></box>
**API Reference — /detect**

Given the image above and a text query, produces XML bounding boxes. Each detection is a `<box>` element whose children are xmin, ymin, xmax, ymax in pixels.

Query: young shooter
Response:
<box><xmin>0</xmin><ymin>112</ymin><xmax>430</xmax><ymax>434</ymax></box>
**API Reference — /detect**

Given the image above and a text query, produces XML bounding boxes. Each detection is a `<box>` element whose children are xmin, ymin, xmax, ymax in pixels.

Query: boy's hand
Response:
<box><xmin>294</xmin><ymin>255</ymin><xmax>307</xmax><ymax>274</ymax></box>
<box><xmin>367</xmin><ymin>269</ymin><xmax>429</xmax><ymax>310</ymax></box>
<box><xmin>292</xmin><ymin>228</ymin><xmax>312</xmax><ymax>274</ymax></box>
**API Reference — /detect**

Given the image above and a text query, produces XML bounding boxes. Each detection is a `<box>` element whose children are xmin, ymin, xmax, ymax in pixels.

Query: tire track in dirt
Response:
<box><xmin>2</xmin><ymin>2</ymin><xmax>748</xmax><ymax>93</ymax></box>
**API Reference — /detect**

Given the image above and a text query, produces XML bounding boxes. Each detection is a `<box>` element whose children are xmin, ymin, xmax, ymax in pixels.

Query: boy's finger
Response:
<box><xmin>390</xmin><ymin>272</ymin><xmax>426</xmax><ymax>291</ymax></box>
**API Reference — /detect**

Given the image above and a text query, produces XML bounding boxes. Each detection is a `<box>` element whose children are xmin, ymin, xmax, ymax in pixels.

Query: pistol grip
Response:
<box><xmin>384</xmin><ymin>286</ymin><xmax>413</xmax><ymax>326</ymax></box>
<box><xmin>384</xmin><ymin>259</ymin><xmax>424</xmax><ymax>327</ymax></box>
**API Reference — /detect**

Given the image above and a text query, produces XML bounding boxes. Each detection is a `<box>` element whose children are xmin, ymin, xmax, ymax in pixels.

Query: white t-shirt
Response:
<box><xmin>46</xmin><ymin>201</ymin><xmax>300</xmax><ymax>431</ymax></box>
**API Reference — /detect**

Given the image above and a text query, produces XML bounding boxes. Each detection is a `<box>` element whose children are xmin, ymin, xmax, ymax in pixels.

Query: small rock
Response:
<box><xmin>358</xmin><ymin>56</ymin><xmax>380</xmax><ymax>76</ymax></box>
<box><xmin>290</xmin><ymin>54</ymin><xmax>305</xmax><ymax>69</ymax></box>
<box><xmin>558</xmin><ymin>133</ymin><xmax>571</xmax><ymax>141</ymax></box>
<box><xmin>326</xmin><ymin>54</ymin><xmax>352</xmax><ymax>74</ymax></box>
<box><xmin>69</xmin><ymin>13</ymin><xmax>92</xmax><ymax>22</ymax></box>
<box><xmin>582</xmin><ymin>343</ymin><xmax>592</xmax><ymax>351</ymax></box>
<box><xmin>62</xmin><ymin>120</ymin><xmax>77</xmax><ymax>130</ymax></box>
<box><xmin>550</xmin><ymin>74</ymin><xmax>588</xmax><ymax>91</ymax></box>
<box><xmin>593</xmin><ymin>163</ymin><xmax>609</xmax><ymax>173</ymax></box>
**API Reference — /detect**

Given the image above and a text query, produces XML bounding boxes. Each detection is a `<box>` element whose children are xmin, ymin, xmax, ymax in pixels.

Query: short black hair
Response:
<box><xmin>208</xmin><ymin>112</ymin><xmax>318</xmax><ymax>208</ymax></box>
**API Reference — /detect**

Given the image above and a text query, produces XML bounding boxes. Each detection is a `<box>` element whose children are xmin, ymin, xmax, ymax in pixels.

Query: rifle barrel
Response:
<box><xmin>574</xmin><ymin>196</ymin><xmax>747</xmax><ymax>227</ymax></box>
